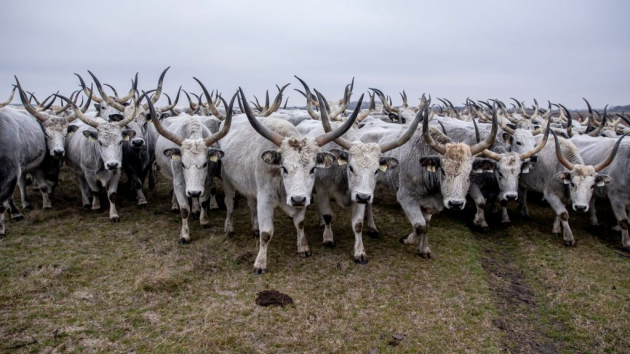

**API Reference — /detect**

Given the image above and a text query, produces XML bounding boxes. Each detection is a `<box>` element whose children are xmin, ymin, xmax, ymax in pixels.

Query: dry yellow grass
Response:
<box><xmin>0</xmin><ymin>171</ymin><xmax>629</xmax><ymax>353</ymax></box>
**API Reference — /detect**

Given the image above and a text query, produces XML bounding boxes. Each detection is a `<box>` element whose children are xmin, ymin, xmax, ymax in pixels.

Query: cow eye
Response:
<box><xmin>203</xmin><ymin>162</ymin><xmax>208</xmax><ymax>168</ymax></box>
<box><xmin>571</xmin><ymin>182</ymin><xmax>575</xmax><ymax>187</ymax></box>
<box><xmin>119</xmin><ymin>141</ymin><xmax>123</xmax><ymax>145</ymax></box>
<box><xmin>98</xmin><ymin>141</ymin><xmax>103</xmax><ymax>146</ymax></box>
<box><xmin>181</xmin><ymin>162</ymin><xmax>185</xmax><ymax>168</ymax></box>
<box><xmin>374</xmin><ymin>169</ymin><xmax>379</xmax><ymax>175</ymax></box>
<box><xmin>499</xmin><ymin>172</ymin><xmax>504</xmax><ymax>179</ymax></box>
<box><xmin>349</xmin><ymin>166</ymin><xmax>354</xmax><ymax>173</ymax></box>
<box><xmin>282</xmin><ymin>166</ymin><xmax>288</xmax><ymax>174</ymax></box>
<box><xmin>516</xmin><ymin>142</ymin><xmax>522</xmax><ymax>146</ymax></box>
<box><xmin>310</xmin><ymin>167</ymin><xmax>315</xmax><ymax>174</ymax></box>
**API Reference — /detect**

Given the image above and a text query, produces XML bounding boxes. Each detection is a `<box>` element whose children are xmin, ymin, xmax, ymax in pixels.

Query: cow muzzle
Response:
<box><xmin>187</xmin><ymin>190</ymin><xmax>202</xmax><ymax>198</ymax></box>
<box><xmin>52</xmin><ymin>149</ymin><xmax>65</xmax><ymax>157</ymax></box>
<box><xmin>131</xmin><ymin>138</ymin><xmax>145</xmax><ymax>148</ymax></box>
<box><xmin>573</xmin><ymin>204</ymin><xmax>588</xmax><ymax>212</ymax></box>
<box><xmin>290</xmin><ymin>195</ymin><xmax>308</xmax><ymax>207</ymax></box>
<box><xmin>355</xmin><ymin>193</ymin><xmax>372</xmax><ymax>204</ymax></box>
<box><xmin>447</xmin><ymin>199</ymin><xmax>465</xmax><ymax>210</ymax></box>
<box><xmin>503</xmin><ymin>193</ymin><xmax>518</xmax><ymax>201</ymax></box>
<box><xmin>106</xmin><ymin>162</ymin><xmax>119</xmax><ymax>170</ymax></box>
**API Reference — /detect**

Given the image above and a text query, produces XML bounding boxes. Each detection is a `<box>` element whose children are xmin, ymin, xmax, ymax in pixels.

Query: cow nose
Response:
<box><xmin>448</xmin><ymin>200</ymin><xmax>464</xmax><ymax>210</ymax></box>
<box><xmin>505</xmin><ymin>194</ymin><xmax>518</xmax><ymax>201</ymax></box>
<box><xmin>574</xmin><ymin>205</ymin><xmax>588</xmax><ymax>212</ymax></box>
<box><xmin>131</xmin><ymin>138</ymin><xmax>145</xmax><ymax>148</ymax></box>
<box><xmin>290</xmin><ymin>195</ymin><xmax>307</xmax><ymax>207</ymax></box>
<box><xmin>355</xmin><ymin>193</ymin><xmax>372</xmax><ymax>204</ymax></box>
<box><xmin>187</xmin><ymin>190</ymin><xmax>202</xmax><ymax>198</ymax></box>
<box><xmin>53</xmin><ymin>149</ymin><xmax>64</xmax><ymax>157</ymax></box>
<box><xmin>106</xmin><ymin>162</ymin><xmax>119</xmax><ymax>170</ymax></box>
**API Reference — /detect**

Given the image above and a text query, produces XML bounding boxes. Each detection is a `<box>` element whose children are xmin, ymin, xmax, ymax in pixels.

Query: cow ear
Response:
<box><xmin>82</xmin><ymin>130</ymin><xmax>98</xmax><ymax>142</ymax></box>
<box><xmin>528</xmin><ymin>155</ymin><xmax>538</xmax><ymax>163</ymax></box>
<box><xmin>316</xmin><ymin>152</ymin><xmax>337</xmax><ymax>168</ymax></box>
<box><xmin>388</xmin><ymin>113</ymin><xmax>399</xmax><ymax>122</ymax></box>
<box><xmin>329</xmin><ymin>149</ymin><xmax>349</xmax><ymax>166</ymax></box>
<box><xmin>122</xmin><ymin>129</ymin><xmax>136</xmax><ymax>141</ymax></box>
<box><xmin>400</xmin><ymin>117</ymin><xmax>407</xmax><ymax>124</ymax></box>
<box><xmin>261</xmin><ymin>150</ymin><xmax>282</xmax><ymax>166</ymax></box>
<box><xmin>164</xmin><ymin>148</ymin><xmax>181</xmax><ymax>161</ymax></box>
<box><xmin>556</xmin><ymin>172</ymin><xmax>571</xmax><ymax>185</ymax></box>
<box><xmin>472</xmin><ymin>158</ymin><xmax>496</xmax><ymax>173</ymax></box>
<box><xmin>67</xmin><ymin>125</ymin><xmax>79</xmax><ymax>136</ymax></box>
<box><xmin>94</xmin><ymin>103</ymin><xmax>101</xmax><ymax>111</ymax></box>
<box><xmin>207</xmin><ymin>148</ymin><xmax>225</xmax><ymax>162</ymax></box>
<box><xmin>502</xmin><ymin>133</ymin><xmax>513</xmax><ymax>146</ymax></box>
<box><xmin>109</xmin><ymin>113</ymin><xmax>125</xmax><ymax>122</ymax></box>
<box><xmin>419</xmin><ymin>156</ymin><xmax>440</xmax><ymax>173</ymax></box>
<box><xmin>379</xmin><ymin>157</ymin><xmax>399</xmax><ymax>172</ymax></box>
<box><xmin>521</xmin><ymin>161</ymin><xmax>532</xmax><ymax>174</ymax></box>
<box><xmin>595</xmin><ymin>174</ymin><xmax>612</xmax><ymax>187</ymax></box>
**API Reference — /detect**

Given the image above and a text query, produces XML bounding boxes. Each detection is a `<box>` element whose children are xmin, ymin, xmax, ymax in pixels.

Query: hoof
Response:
<box><xmin>252</xmin><ymin>231</ymin><xmax>260</xmax><ymax>238</ymax></box>
<box><xmin>138</xmin><ymin>203</ymin><xmax>148</xmax><ymax>210</ymax></box>
<box><xmin>170</xmin><ymin>208</ymin><xmax>179</xmax><ymax>214</ymax></box>
<box><xmin>23</xmin><ymin>205</ymin><xmax>33</xmax><ymax>211</ymax></box>
<box><xmin>418</xmin><ymin>252</ymin><xmax>433</xmax><ymax>259</ymax></box>
<box><xmin>178</xmin><ymin>238</ymin><xmax>191</xmax><ymax>245</ymax></box>
<box><xmin>109</xmin><ymin>216</ymin><xmax>120</xmax><ymax>223</ymax></box>
<box><xmin>501</xmin><ymin>220</ymin><xmax>511</xmax><ymax>225</ymax></box>
<box><xmin>354</xmin><ymin>255</ymin><xmax>368</xmax><ymax>264</ymax></box>
<box><xmin>322</xmin><ymin>241</ymin><xmax>336</xmax><ymax>248</ymax></box>
<box><xmin>201</xmin><ymin>223</ymin><xmax>210</xmax><ymax>230</ymax></box>
<box><xmin>253</xmin><ymin>267</ymin><xmax>265</xmax><ymax>275</ymax></box>
<box><xmin>399</xmin><ymin>235</ymin><xmax>407</xmax><ymax>244</ymax></box>
<box><xmin>226</xmin><ymin>231</ymin><xmax>235</xmax><ymax>238</ymax></box>
<box><xmin>564</xmin><ymin>240</ymin><xmax>576</xmax><ymax>247</ymax></box>
<box><xmin>12</xmin><ymin>215</ymin><xmax>24</xmax><ymax>222</ymax></box>
<box><xmin>365</xmin><ymin>229</ymin><xmax>380</xmax><ymax>239</ymax></box>
<box><xmin>297</xmin><ymin>251</ymin><xmax>311</xmax><ymax>258</ymax></box>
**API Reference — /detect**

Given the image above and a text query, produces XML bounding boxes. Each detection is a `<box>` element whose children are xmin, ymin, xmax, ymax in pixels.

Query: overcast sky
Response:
<box><xmin>1</xmin><ymin>0</ymin><xmax>628</xmax><ymax>109</ymax></box>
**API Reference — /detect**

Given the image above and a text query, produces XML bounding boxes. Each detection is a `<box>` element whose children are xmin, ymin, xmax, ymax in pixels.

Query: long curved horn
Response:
<box><xmin>380</xmin><ymin>95</ymin><xmax>430</xmax><ymax>153</ymax></box>
<box><xmin>149</xmin><ymin>66</ymin><xmax>169</xmax><ymax>105</ymax></box>
<box><xmin>559</xmin><ymin>104</ymin><xmax>573</xmax><ymax>137</ymax></box>
<box><xmin>370</xmin><ymin>88</ymin><xmax>399</xmax><ymax>113</ymax></box>
<box><xmin>193</xmin><ymin>77</ymin><xmax>225</xmax><ymax>120</ymax></box>
<box><xmin>593</xmin><ymin>133</ymin><xmax>629</xmax><ymax>172</ymax></box>
<box><xmin>550</xmin><ymin>130</ymin><xmax>574</xmax><ymax>170</ymax></box>
<box><xmin>261</xmin><ymin>83</ymin><xmax>290</xmax><ymax>117</ymax></box>
<box><xmin>588</xmin><ymin>105</ymin><xmax>608</xmax><ymax>137</ymax></box>
<box><xmin>239</xmin><ymin>88</ymin><xmax>284</xmax><ymax>147</ymax></box>
<box><xmin>283</xmin><ymin>97</ymin><xmax>289</xmax><ymax>110</ymax></box>
<box><xmin>114</xmin><ymin>73</ymin><xmax>138</xmax><ymax>103</ymax></box>
<box><xmin>0</xmin><ymin>86</ymin><xmax>16</xmax><ymax>108</ymax></box>
<box><xmin>161</xmin><ymin>86</ymin><xmax>181</xmax><ymax>113</ymax></box>
<box><xmin>75</xmin><ymin>73</ymin><xmax>102</xmax><ymax>103</ymax></box>
<box><xmin>357</xmin><ymin>92</ymin><xmax>375</xmax><ymax>122</ymax></box>
<box><xmin>295</xmin><ymin>76</ymin><xmax>320</xmax><ymax>120</ymax></box>
<box><xmin>55</xmin><ymin>91</ymin><xmax>101</xmax><ymax>128</ymax></box>
<box><xmin>400</xmin><ymin>90</ymin><xmax>408</xmax><ymax>108</ymax></box>
<box><xmin>204</xmin><ymin>93</ymin><xmax>237</xmax><ymax>147</ymax></box>
<box><xmin>520</xmin><ymin>115</ymin><xmax>551</xmax><ymax>160</ymax></box>
<box><xmin>38</xmin><ymin>92</ymin><xmax>58</xmax><ymax>112</ymax></box>
<box><xmin>182</xmin><ymin>90</ymin><xmax>196</xmax><ymax>111</ymax></box>
<box><xmin>65</xmin><ymin>85</ymin><xmax>93</xmax><ymax>122</ymax></box>
<box><xmin>469</xmin><ymin>104</ymin><xmax>498</xmax><ymax>155</ymax></box>
<box><xmin>87</xmin><ymin>70</ymin><xmax>126</xmax><ymax>111</ymax></box>
<box><xmin>315</xmin><ymin>90</ymin><xmax>353</xmax><ymax>150</ymax></box>
<box><xmin>143</xmin><ymin>90</ymin><xmax>183</xmax><ymax>146</ymax></box>
<box><xmin>117</xmin><ymin>91</ymin><xmax>145</xmax><ymax>127</ymax></box>
<box><xmin>423</xmin><ymin>99</ymin><xmax>447</xmax><ymax>155</ymax></box>
<box><xmin>317</xmin><ymin>89</ymin><xmax>348</xmax><ymax>120</ymax></box>
<box><xmin>14</xmin><ymin>77</ymin><xmax>49</xmax><ymax>122</ymax></box>
<box><xmin>315</xmin><ymin>93</ymin><xmax>363</xmax><ymax>147</ymax></box>
<box><xmin>104</xmin><ymin>84</ymin><xmax>119</xmax><ymax>99</ymax></box>
<box><xmin>37</xmin><ymin>93</ymin><xmax>54</xmax><ymax>109</ymax></box>
<box><xmin>53</xmin><ymin>90</ymin><xmax>77</xmax><ymax>114</ymax></box>
<box><xmin>163</xmin><ymin>93</ymin><xmax>178</xmax><ymax>116</ymax></box>
<box><xmin>237</xmin><ymin>94</ymin><xmax>245</xmax><ymax>113</ymax></box>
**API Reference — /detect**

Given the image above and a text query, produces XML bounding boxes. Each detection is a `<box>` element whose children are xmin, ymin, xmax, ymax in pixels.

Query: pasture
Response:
<box><xmin>1</xmin><ymin>170</ymin><xmax>629</xmax><ymax>353</ymax></box>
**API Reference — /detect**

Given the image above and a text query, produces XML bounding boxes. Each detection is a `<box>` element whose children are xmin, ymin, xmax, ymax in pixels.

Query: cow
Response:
<box><xmin>360</xmin><ymin>105</ymin><xmax>499</xmax><ymax>258</ymax></box>
<box><xmin>148</xmin><ymin>78</ymin><xmax>236</xmax><ymax>244</ymax></box>
<box><xmin>58</xmin><ymin>92</ymin><xmax>145</xmax><ymax>222</ymax></box>
<box><xmin>296</xmin><ymin>90</ymin><xmax>429</xmax><ymax>263</ymax></box>
<box><xmin>219</xmin><ymin>88</ymin><xmax>363</xmax><ymax>274</ymax></box>
<box><xmin>518</xmin><ymin>130</ymin><xmax>627</xmax><ymax>247</ymax></box>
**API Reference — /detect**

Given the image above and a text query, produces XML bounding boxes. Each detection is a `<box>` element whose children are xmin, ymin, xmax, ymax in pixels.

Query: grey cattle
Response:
<box><xmin>296</xmin><ymin>91</ymin><xmax>428</xmax><ymax>263</ymax></box>
<box><xmin>518</xmin><ymin>131</ymin><xmax>627</xmax><ymax>246</ymax></box>
<box><xmin>360</xmin><ymin>106</ymin><xmax>499</xmax><ymax>258</ymax></box>
<box><xmin>148</xmin><ymin>78</ymin><xmax>235</xmax><ymax>244</ymax></box>
<box><xmin>219</xmin><ymin>88</ymin><xmax>362</xmax><ymax>274</ymax></box>
<box><xmin>59</xmin><ymin>93</ymin><xmax>144</xmax><ymax>222</ymax></box>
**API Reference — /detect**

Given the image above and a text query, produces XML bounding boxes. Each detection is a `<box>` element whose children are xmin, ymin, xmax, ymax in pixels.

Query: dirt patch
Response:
<box><xmin>255</xmin><ymin>290</ymin><xmax>294</xmax><ymax>307</ymax></box>
<box><xmin>479</xmin><ymin>240</ymin><xmax>561</xmax><ymax>353</ymax></box>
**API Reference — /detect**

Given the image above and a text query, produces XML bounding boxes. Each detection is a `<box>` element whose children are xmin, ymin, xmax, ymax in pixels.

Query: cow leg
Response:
<box><xmin>170</xmin><ymin>190</ymin><xmax>179</xmax><ymax>213</ymax></box>
<box><xmin>8</xmin><ymin>199</ymin><xmax>23</xmax><ymax>221</ymax></box>
<box><xmin>77</xmin><ymin>175</ymin><xmax>92</xmax><ymax>209</ymax></box>
<box><xmin>253</xmin><ymin>197</ymin><xmax>275</xmax><ymax>274</ymax></box>
<box><xmin>397</xmin><ymin>190</ymin><xmax>426</xmax><ymax>247</ymax></box>
<box><xmin>246</xmin><ymin>197</ymin><xmax>259</xmax><ymax>238</ymax></box>
<box><xmin>209</xmin><ymin>184</ymin><xmax>219</xmax><ymax>210</ymax></box>
<box><xmin>33</xmin><ymin>170</ymin><xmax>52</xmax><ymax>209</ymax></box>
<box><xmin>609</xmin><ymin>199</ymin><xmax>630</xmax><ymax>251</ymax></box>
<box><xmin>546</xmin><ymin>194</ymin><xmax>574</xmax><ymax>246</ymax></box>
<box><xmin>17</xmin><ymin>174</ymin><xmax>31</xmax><ymax>210</ymax></box>
<box><xmin>85</xmin><ymin>176</ymin><xmax>102</xmax><ymax>211</ymax></box>
<box><xmin>315</xmin><ymin>187</ymin><xmax>335</xmax><ymax>247</ymax></box>
<box><xmin>468</xmin><ymin>183</ymin><xmax>488</xmax><ymax>229</ymax></box>
<box><xmin>223</xmin><ymin>179</ymin><xmax>236</xmax><ymax>237</ymax></box>
<box><xmin>148</xmin><ymin>164</ymin><xmax>156</xmax><ymax>191</ymax></box>
<box><xmin>589</xmin><ymin>197</ymin><xmax>599</xmax><ymax>226</ymax></box>
<box><xmin>518</xmin><ymin>185</ymin><xmax>529</xmax><ymax>218</ymax></box>
<box><xmin>418</xmin><ymin>210</ymin><xmax>433</xmax><ymax>258</ymax></box>
<box><xmin>351</xmin><ymin>203</ymin><xmax>367</xmax><ymax>264</ymax></box>
<box><xmin>199</xmin><ymin>179</ymin><xmax>211</xmax><ymax>229</ymax></box>
<box><xmin>293</xmin><ymin>207</ymin><xmax>310</xmax><ymax>258</ymax></box>
<box><xmin>191</xmin><ymin>198</ymin><xmax>200</xmax><ymax>219</ymax></box>
<box><xmin>363</xmin><ymin>204</ymin><xmax>380</xmax><ymax>239</ymax></box>
<box><xmin>107</xmin><ymin>170</ymin><xmax>121</xmax><ymax>222</ymax></box>
<box><xmin>500</xmin><ymin>200</ymin><xmax>511</xmax><ymax>224</ymax></box>
<box><xmin>0</xmin><ymin>201</ymin><xmax>7</xmax><ymax>237</ymax></box>
<box><xmin>173</xmin><ymin>184</ymin><xmax>191</xmax><ymax>243</ymax></box>
<box><xmin>136</xmin><ymin>188</ymin><xmax>148</xmax><ymax>209</ymax></box>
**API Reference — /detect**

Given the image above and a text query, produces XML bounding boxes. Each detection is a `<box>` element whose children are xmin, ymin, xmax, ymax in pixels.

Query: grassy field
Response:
<box><xmin>1</xmin><ymin>171</ymin><xmax>629</xmax><ymax>353</ymax></box>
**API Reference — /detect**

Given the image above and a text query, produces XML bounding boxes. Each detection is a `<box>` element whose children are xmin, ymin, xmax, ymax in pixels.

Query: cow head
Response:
<box><xmin>421</xmin><ymin>105</ymin><xmax>499</xmax><ymax>210</ymax></box>
<box><xmin>552</xmin><ymin>131</ymin><xmax>627</xmax><ymax>211</ymax></box>
<box><xmin>240</xmin><ymin>87</ymin><xmax>363</xmax><ymax>208</ymax></box>
<box><xmin>150</xmin><ymin>79</ymin><xmax>235</xmax><ymax>198</ymax></box>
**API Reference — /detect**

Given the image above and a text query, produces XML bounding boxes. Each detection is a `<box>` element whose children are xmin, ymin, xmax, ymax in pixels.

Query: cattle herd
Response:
<box><xmin>1</xmin><ymin>68</ymin><xmax>629</xmax><ymax>274</ymax></box>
